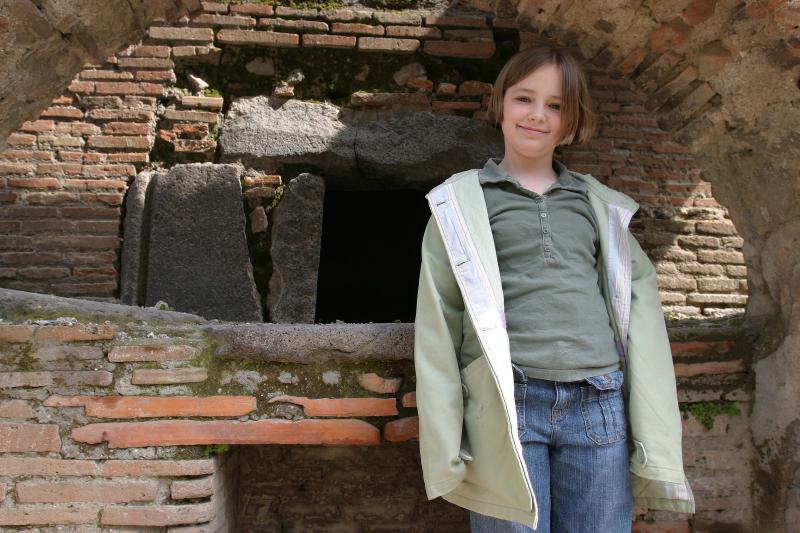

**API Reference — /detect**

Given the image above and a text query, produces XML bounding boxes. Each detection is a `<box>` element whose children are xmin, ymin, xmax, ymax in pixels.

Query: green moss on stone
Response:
<box><xmin>681</xmin><ymin>401</ymin><xmax>741</xmax><ymax>430</ymax></box>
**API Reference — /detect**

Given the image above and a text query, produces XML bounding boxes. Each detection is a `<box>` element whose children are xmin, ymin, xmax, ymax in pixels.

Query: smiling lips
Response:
<box><xmin>518</xmin><ymin>124</ymin><xmax>549</xmax><ymax>134</ymax></box>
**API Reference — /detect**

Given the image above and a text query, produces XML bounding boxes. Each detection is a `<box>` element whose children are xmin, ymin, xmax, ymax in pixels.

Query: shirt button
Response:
<box><xmin>540</xmin><ymin>213</ymin><xmax>547</xmax><ymax>218</ymax></box>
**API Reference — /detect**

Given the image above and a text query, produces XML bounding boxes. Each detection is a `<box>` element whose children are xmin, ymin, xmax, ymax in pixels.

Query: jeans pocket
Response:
<box><xmin>580</xmin><ymin>370</ymin><xmax>626</xmax><ymax>445</ymax></box>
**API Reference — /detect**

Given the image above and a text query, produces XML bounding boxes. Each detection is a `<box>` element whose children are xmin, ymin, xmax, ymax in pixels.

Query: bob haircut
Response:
<box><xmin>487</xmin><ymin>43</ymin><xmax>596</xmax><ymax>146</ymax></box>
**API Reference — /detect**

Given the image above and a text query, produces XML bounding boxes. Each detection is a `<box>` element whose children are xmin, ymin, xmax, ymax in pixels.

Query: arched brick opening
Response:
<box><xmin>0</xmin><ymin>1</ymin><xmax>798</xmax><ymax>531</ymax></box>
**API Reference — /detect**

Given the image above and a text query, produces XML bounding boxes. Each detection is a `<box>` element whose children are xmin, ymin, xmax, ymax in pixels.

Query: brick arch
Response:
<box><xmin>0</xmin><ymin>0</ymin><xmax>798</xmax><ymax>531</ymax></box>
<box><xmin>0</xmin><ymin>0</ymin><xmax>201</xmax><ymax>146</ymax></box>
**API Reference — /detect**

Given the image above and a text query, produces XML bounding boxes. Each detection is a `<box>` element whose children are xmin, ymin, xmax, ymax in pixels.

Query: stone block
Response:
<box><xmin>143</xmin><ymin>164</ymin><xmax>263</xmax><ymax>321</ymax></box>
<box><xmin>267</xmin><ymin>173</ymin><xmax>324</xmax><ymax>323</ymax></box>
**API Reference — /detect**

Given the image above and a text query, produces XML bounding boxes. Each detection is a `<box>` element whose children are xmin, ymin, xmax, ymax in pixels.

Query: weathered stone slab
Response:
<box><xmin>267</xmin><ymin>173</ymin><xmax>324</xmax><ymax>323</ymax></box>
<box><xmin>205</xmin><ymin>322</ymin><xmax>414</xmax><ymax>362</ymax></box>
<box><xmin>219</xmin><ymin>97</ymin><xmax>356</xmax><ymax>175</ymax></box>
<box><xmin>145</xmin><ymin>164</ymin><xmax>263</xmax><ymax>322</ymax></box>
<box><xmin>120</xmin><ymin>169</ymin><xmax>158</xmax><ymax>306</ymax></box>
<box><xmin>218</xmin><ymin>96</ymin><xmax>503</xmax><ymax>188</ymax></box>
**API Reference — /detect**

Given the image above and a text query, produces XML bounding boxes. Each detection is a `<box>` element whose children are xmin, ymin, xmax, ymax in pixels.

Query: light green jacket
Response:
<box><xmin>414</xmin><ymin>165</ymin><xmax>695</xmax><ymax>529</ymax></box>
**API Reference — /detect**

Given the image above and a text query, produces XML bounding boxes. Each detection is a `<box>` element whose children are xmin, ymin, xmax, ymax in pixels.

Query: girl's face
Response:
<box><xmin>500</xmin><ymin>63</ymin><xmax>563</xmax><ymax>162</ymax></box>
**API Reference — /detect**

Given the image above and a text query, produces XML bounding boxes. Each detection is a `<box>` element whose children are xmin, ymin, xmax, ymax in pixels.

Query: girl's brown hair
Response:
<box><xmin>487</xmin><ymin>43</ymin><xmax>596</xmax><ymax>146</ymax></box>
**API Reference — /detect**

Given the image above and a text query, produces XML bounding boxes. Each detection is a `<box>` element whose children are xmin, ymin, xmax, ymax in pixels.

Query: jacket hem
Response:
<box><xmin>425</xmin><ymin>474</ymin><xmax>465</xmax><ymax>500</ymax></box>
<box><xmin>443</xmin><ymin>491</ymin><xmax>537</xmax><ymax>529</ymax></box>
<box><xmin>633</xmin><ymin>496</ymin><xmax>695</xmax><ymax>514</ymax></box>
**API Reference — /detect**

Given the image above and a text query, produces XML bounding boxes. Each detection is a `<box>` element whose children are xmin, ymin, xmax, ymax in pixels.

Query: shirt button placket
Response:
<box><xmin>539</xmin><ymin>197</ymin><xmax>553</xmax><ymax>261</ymax></box>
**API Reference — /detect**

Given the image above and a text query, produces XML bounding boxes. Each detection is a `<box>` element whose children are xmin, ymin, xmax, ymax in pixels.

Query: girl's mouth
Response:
<box><xmin>518</xmin><ymin>125</ymin><xmax>548</xmax><ymax>134</ymax></box>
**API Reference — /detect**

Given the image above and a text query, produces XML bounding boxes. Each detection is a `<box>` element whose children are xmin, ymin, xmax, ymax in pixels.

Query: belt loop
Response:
<box><xmin>510</xmin><ymin>362</ymin><xmax>527</xmax><ymax>383</ymax></box>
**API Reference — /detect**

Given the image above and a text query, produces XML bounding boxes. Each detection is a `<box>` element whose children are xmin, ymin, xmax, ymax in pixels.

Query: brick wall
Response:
<box><xmin>0</xmin><ymin>1</ymin><xmax>746</xmax><ymax>319</ymax></box>
<box><xmin>0</xmin><ymin>294</ymin><xmax>753</xmax><ymax>530</ymax></box>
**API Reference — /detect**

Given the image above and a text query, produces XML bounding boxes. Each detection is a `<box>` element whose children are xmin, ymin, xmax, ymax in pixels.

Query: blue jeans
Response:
<box><xmin>469</xmin><ymin>364</ymin><xmax>633</xmax><ymax>533</ymax></box>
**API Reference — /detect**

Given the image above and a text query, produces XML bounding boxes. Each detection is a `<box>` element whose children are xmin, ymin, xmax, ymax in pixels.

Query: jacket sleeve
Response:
<box><xmin>414</xmin><ymin>215</ymin><xmax>468</xmax><ymax>499</ymax></box>
<box><xmin>626</xmin><ymin>232</ymin><xmax>695</xmax><ymax>513</ymax></box>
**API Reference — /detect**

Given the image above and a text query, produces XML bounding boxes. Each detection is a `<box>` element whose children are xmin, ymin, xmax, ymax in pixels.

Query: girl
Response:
<box><xmin>414</xmin><ymin>44</ymin><xmax>695</xmax><ymax>532</ymax></box>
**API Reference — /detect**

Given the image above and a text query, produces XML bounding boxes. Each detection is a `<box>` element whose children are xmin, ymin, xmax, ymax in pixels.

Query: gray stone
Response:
<box><xmin>267</xmin><ymin>173</ymin><xmax>324</xmax><ymax>323</ymax></box>
<box><xmin>245</xmin><ymin>57</ymin><xmax>275</xmax><ymax>76</ymax></box>
<box><xmin>321</xmin><ymin>370</ymin><xmax>341</xmax><ymax>385</ymax></box>
<box><xmin>206</xmin><ymin>322</ymin><xmax>414</xmax><ymax>362</ymax></box>
<box><xmin>145</xmin><ymin>163</ymin><xmax>263</xmax><ymax>322</ymax></box>
<box><xmin>392</xmin><ymin>62</ymin><xmax>426</xmax><ymax>87</ymax></box>
<box><xmin>219</xmin><ymin>97</ymin><xmax>356</xmax><ymax>176</ymax></box>
<box><xmin>120</xmin><ymin>169</ymin><xmax>159</xmax><ymax>306</ymax></box>
<box><xmin>218</xmin><ymin>96</ymin><xmax>503</xmax><ymax>189</ymax></box>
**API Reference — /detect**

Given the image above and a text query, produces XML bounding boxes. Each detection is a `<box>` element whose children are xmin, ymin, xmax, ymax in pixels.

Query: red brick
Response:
<box><xmin>268</xmin><ymin>395</ymin><xmax>398</xmax><ymax>417</ymax></box>
<box><xmin>194</xmin><ymin>14</ymin><xmax>256</xmax><ymax>28</ymax></box>
<box><xmin>459</xmin><ymin>80</ymin><xmax>493</xmax><ymax>96</ymax></box>
<box><xmin>697</xmin><ymin>250</ymin><xmax>745</xmax><ymax>264</ymax></box>
<box><xmin>674</xmin><ymin>360</ymin><xmax>747</xmax><ymax>377</ymax></box>
<box><xmin>95</xmin><ymin>82</ymin><xmax>164</xmax><ymax>96</ymax></box>
<box><xmin>201</xmin><ymin>1</ymin><xmax>228</xmax><ymax>13</ymax></box>
<box><xmin>0</xmin><ymin>423</ymin><xmax>60</xmax><ymax>452</ymax></box>
<box><xmin>16</xmin><ymin>480</ymin><xmax>158</xmax><ymax>503</ymax></box>
<box><xmin>87</xmin><ymin>109</ymin><xmax>154</xmax><ymax>121</ymax></box>
<box><xmin>35</xmin><ymin>324</ymin><xmax>117</xmax><ymax>341</ymax></box>
<box><xmin>100</xmin><ymin>459</ymin><xmax>214</xmax><ymax>477</ymax></box>
<box><xmin>302</xmin><ymin>34</ymin><xmax>356</xmax><ymax>48</ymax></box>
<box><xmin>407</xmin><ymin>78</ymin><xmax>434</xmax><ymax>91</ymax></box>
<box><xmin>83</xmin><ymin>164</ymin><xmax>137</xmax><ymax>177</ymax></box>
<box><xmin>385</xmin><ymin>25</ymin><xmax>441</xmax><ymax>39</ymax></box>
<box><xmin>44</xmin><ymin>395</ymin><xmax>256</xmax><ymax>418</ymax></box>
<box><xmin>632</xmin><ymin>521</ymin><xmax>690</xmax><ymax>533</ymax></box>
<box><xmin>35</xmin><ymin>344</ymin><xmax>104</xmax><ymax>361</ymax></box>
<box><xmin>243</xmin><ymin>175</ymin><xmax>282</xmax><ymax>187</ymax></box>
<box><xmin>131</xmin><ymin>45</ymin><xmax>172</xmax><ymax>58</ymax></box>
<box><xmin>332</xmin><ymin>22</ymin><xmax>385</xmax><ymax>35</ymax></box>
<box><xmin>102</xmin><ymin>503</ymin><xmax>214</xmax><ymax>526</ymax></box>
<box><xmin>275</xmin><ymin>6</ymin><xmax>318</xmax><ymax>17</ymax></box>
<box><xmin>350</xmin><ymin>91</ymin><xmax>429</xmax><ymax>106</ymax></box>
<box><xmin>358</xmin><ymin>37</ymin><xmax>420</xmax><ymax>53</ymax></box>
<box><xmin>424</xmin><ymin>40</ymin><xmax>495</xmax><ymax>58</ymax></box>
<box><xmin>73</xmin><ymin>419</ymin><xmax>381</xmax><ymax>447</ymax></box>
<box><xmin>444</xmin><ymin>29</ymin><xmax>493</xmax><ymax>42</ymax></box>
<box><xmin>383</xmin><ymin>416</ymin><xmax>419</xmax><ymax>442</ymax></box>
<box><xmin>81</xmin><ymin>69</ymin><xmax>134</xmax><ymax>80</ymax></box>
<box><xmin>103</xmin><ymin>122</ymin><xmax>152</xmax><ymax>135</ymax></box>
<box><xmin>0</xmin><ymin>400</ymin><xmax>36</xmax><ymax>418</ymax></box>
<box><xmin>7</xmin><ymin>133</ymin><xmax>36</xmax><ymax>147</ymax></box>
<box><xmin>217</xmin><ymin>29</ymin><xmax>299</xmax><ymax>47</ymax></box>
<box><xmin>425</xmin><ymin>15</ymin><xmax>488</xmax><ymax>28</ymax></box>
<box><xmin>374</xmin><ymin>11</ymin><xmax>422</xmax><ymax>25</ymax></box>
<box><xmin>40</xmin><ymin>106</ymin><xmax>84</xmax><ymax>119</ymax></box>
<box><xmin>87</xmin><ymin>135</ymin><xmax>152</xmax><ymax>149</ymax></box>
<box><xmin>0</xmin><ymin>162</ymin><xmax>35</xmax><ymax>175</ymax></box>
<box><xmin>648</xmin><ymin>19</ymin><xmax>693</xmax><ymax>54</ymax></box>
<box><xmin>0</xmin><ymin>324</ymin><xmax>35</xmax><ymax>342</ymax></box>
<box><xmin>671</xmin><ymin>341</ymin><xmax>735</xmax><ymax>358</ymax></box>
<box><xmin>149</xmin><ymin>26</ymin><xmax>214</xmax><ymax>43</ymax></box>
<box><xmin>181</xmin><ymin>96</ymin><xmax>224</xmax><ymax>110</ymax></box>
<box><xmin>171</xmin><ymin>477</ymin><xmax>214</xmax><ymax>500</ymax></box>
<box><xmin>0</xmin><ymin>149</ymin><xmax>54</xmax><ymax>161</ymax></box>
<box><xmin>401</xmin><ymin>391</ymin><xmax>416</xmax><ymax>408</ymax></box>
<box><xmin>230</xmin><ymin>3</ymin><xmax>274</xmax><ymax>16</ymax></box>
<box><xmin>0</xmin><ymin>457</ymin><xmax>97</xmax><ymax>476</ymax></box>
<box><xmin>108</xmin><ymin>152</ymin><xmax>149</xmax><ymax>163</ymax></box>
<box><xmin>164</xmin><ymin>109</ymin><xmax>220</xmax><ymax>122</ymax></box>
<box><xmin>109</xmin><ymin>344</ymin><xmax>197</xmax><ymax>362</ymax></box>
<box><xmin>68</xmin><ymin>80</ymin><xmax>95</xmax><ymax>93</ymax></box>
<box><xmin>0</xmin><ymin>505</ymin><xmax>99</xmax><ymax>526</ymax></box>
<box><xmin>696</xmin><ymin>220</ymin><xmax>737</xmax><ymax>235</ymax></box>
<box><xmin>131</xmin><ymin>368</ymin><xmax>208</xmax><ymax>385</ymax></box>
<box><xmin>20</xmin><ymin>119</ymin><xmax>55</xmax><ymax>132</ymax></box>
<box><xmin>357</xmin><ymin>372</ymin><xmax>403</xmax><ymax>393</ymax></box>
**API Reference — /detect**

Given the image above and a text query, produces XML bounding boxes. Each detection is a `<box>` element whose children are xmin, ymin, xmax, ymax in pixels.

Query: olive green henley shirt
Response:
<box><xmin>477</xmin><ymin>157</ymin><xmax>620</xmax><ymax>382</ymax></box>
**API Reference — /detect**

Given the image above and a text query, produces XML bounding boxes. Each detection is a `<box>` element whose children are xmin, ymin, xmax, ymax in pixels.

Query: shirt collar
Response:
<box><xmin>478</xmin><ymin>157</ymin><xmax>587</xmax><ymax>193</ymax></box>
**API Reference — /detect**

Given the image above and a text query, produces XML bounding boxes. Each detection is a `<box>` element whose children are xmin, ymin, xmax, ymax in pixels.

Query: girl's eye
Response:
<box><xmin>549</xmin><ymin>103</ymin><xmax>561</xmax><ymax>110</ymax></box>
<box><xmin>516</xmin><ymin>96</ymin><xmax>530</xmax><ymax>103</ymax></box>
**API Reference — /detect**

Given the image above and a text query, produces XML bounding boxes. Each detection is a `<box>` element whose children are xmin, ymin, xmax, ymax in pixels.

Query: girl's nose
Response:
<box><xmin>527</xmin><ymin>102</ymin><xmax>546</xmax><ymax>121</ymax></box>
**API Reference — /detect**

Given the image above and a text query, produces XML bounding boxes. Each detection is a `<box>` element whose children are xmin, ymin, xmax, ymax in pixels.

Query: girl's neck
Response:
<box><xmin>498</xmin><ymin>153</ymin><xmax>558</xmax><ymax>195</ymax></box>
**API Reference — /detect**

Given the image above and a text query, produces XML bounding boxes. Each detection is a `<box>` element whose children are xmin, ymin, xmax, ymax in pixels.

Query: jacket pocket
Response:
<box><xmin>580</xmin><ymin>370</ymin><xmax>626</xmax><ymax>446</ymax></box>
